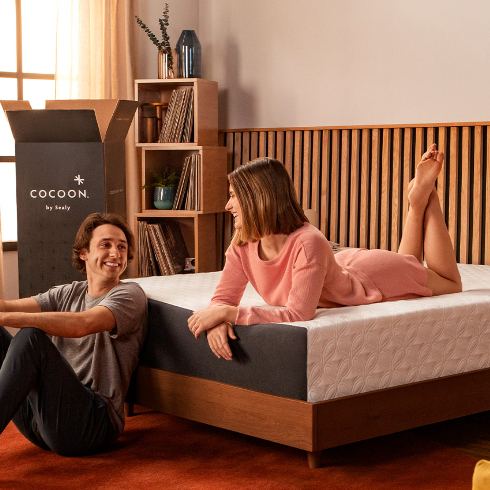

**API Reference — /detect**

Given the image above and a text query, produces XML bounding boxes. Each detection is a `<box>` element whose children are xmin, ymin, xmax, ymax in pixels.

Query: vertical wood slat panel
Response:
<box><xmin>294</xmin><ymin>131</ymin><xmax>303</xmax><ymax>203</ymax></box>
<box><xmin>402</xmin><ymin>128</ymin><xmax>413</xmax><ymax>230</ymax></box>
<box><xmin>486</xmin><ymin>126</ymin><xmax>490</xmax><ymax>265</ymax></box>
<box><xmin>460</xmin><ymin>127</ymin><xmax>471</xmax><ymax>264</ymax></box>
<box><xmin>320</xmin><ymin>130</ymin><xmax>331</xmax><ymax>237</ymax></box>
<box><xmin>415</xmin><ymin>127</ymin><xmax>425</xmax><ymax>165</ymax></box>
<box><xmin>276</xmin><ymin>131</ymin><xmax>284</xmax><ymax>163</ymax></box>
<box><xmin>220</xmin><ymin>122</ymin><xmax>490</xmax><ymax>266</ymax></box>
<box><xmin>437</xmin><ymin>127</ymin><xmax>447</xmax><ymax>220</ymax></box>
<box><xmin>426</xmin><ymin>127</ymin><xmax>435</xmax><ymax>148</ymax></box>
<box><xmin>302</xmin><ymin>131</ymin><xmax>312</xmax><ymax>210</ymax></box>
<box><xmin>242</xmin><ymin>132</ymin><xmax>250</xmax><ymax>166</ymax></box>
<box><xmin>380</xmin><ymin>128</ymin><xmax>392</xmax><ymax>250</ymax></box>
<box><xmin>349</xmin><ymin>130</ymin><xmax>360</xmax><ymax>247</ymax></box>
<box><xmin>391</xmin><ymin>128</ymin><xmax>402</xmax><ymax>251</ymax></box>
<box><xmin>310</xmin><ymin>131</ymin><xmax>321</xmax><ymax>217</ymax></box>
<box><xmin>222</xmin><ymin>133</ymin><xmax>236</xmax><ymax>266</ymax></box>
<box><xmin>359</xmin><ymin>129</ymin><xmax>370</xmax><ymax>249</ymax></box>
<box><xmin>267</xmin><ymin>132</ymin><xmax>276</xmax><ymax>158</ymax></box>
<box><xmin>472</xmin><ymin>126</ymin><xmax>483</xmax><ymax>265</ymax></box>
<box><xmin>370</xmin><ymin>129</ymin><xmax>381</xmax><ymax>249</ymax></box>
<box><xmin>259</xmin><ymin>132</ymin><xmax>267</xmax><ymax>157</ymax></box>
<box><xmin>250</xmin><ymin>132</ymin><xmax>259</xmax><ymax>160</ymax></box>
<box><xmin>284</xmin><ymin>131</ymin><xmax>294</xmax><ymax>177</ymax></box>
<box><xmin>233</xmin><ymin>132</ymin><xmax>242</xmax><ymax>171</ymax></box>
<box><xmin>330</xmin><ymin>130</ymin><xmax>340</xmax><ymax>243</ymax></box>
<box><xmin>339</xmin><ymin>130</ymin><xmax>350</xmax><ymax>246</ymax></box>
<box><xmin>448</xmin><ymin>127</ymin><xmax>460</xmax><ymax>258</ymax></box>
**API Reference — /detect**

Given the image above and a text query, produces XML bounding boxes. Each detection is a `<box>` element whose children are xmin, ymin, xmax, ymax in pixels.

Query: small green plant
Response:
<box><xmin>143</xmin><ymin>168</ymin><xmax>179</xmax><ymax>189</ymax></box>
<box><xmin>135</xmin><ymin>3</ymin><xmax>173</xmax><ymax>72</ymax></box>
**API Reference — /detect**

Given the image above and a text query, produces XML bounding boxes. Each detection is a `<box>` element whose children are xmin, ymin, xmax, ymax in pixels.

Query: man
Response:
<box><xmin>0</xmin><ymin>213</ymin><xmax>147</xmax><ymax>456</ymax></box>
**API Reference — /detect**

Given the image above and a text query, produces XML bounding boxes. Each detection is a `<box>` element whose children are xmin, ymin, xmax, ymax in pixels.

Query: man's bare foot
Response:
<box><xmin>408</xmin><ymin>145</ymin><xmax>444</xmax><ymax>212</ymax></box>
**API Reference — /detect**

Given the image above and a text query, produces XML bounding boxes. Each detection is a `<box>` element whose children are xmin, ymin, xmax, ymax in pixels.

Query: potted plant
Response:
<box><xmin>143</xmin><ymin>168</ymin><xmax>179</xmax><ymax>210</ymax></box>
<box><xmin>135</xmin><ymin>4</ymin><xmax>174</xmax><ymax>78</ymax></box>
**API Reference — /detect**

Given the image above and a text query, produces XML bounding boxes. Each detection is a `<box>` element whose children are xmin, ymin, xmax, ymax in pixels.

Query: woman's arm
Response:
<box><xmin>188</xmin><ymin>304</ymin><xmax>237</xmax><ymax>339</ymax></box>
<box><xmin>188</xmin><ymin>245</ymin><xmax>249</xmax><ymax>338</ymax></box>
<box><xmin>235</xmin><ymin>256</ymin><xmax>328</xmax><ymax>325</ymax></box>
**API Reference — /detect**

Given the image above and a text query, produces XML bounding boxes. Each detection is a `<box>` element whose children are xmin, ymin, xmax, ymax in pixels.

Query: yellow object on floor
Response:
<box><xmin>473</xmin><ymin>460</ymin><xmax>490</xmax><ymax>490</ymax></box>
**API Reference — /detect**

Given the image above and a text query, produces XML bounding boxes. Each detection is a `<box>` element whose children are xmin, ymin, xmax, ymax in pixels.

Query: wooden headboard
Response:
<box><xmin>219</xmin><ymin>123</ymin><xmax>490</xmax><ymax>266</ymax></box>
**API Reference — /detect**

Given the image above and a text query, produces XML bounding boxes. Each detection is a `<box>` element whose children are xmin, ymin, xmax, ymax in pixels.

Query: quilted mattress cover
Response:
<box><xmin>129</xmin><ymin>263</ymin><xmax>490</xmax><ymax>403</ymax></box>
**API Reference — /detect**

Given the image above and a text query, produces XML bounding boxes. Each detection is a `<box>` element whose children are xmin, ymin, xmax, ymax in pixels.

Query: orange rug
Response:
<box><xmin>0</xmin><ymin>405</ymin><xmax>479</xmax><ymax>489</ymax></box>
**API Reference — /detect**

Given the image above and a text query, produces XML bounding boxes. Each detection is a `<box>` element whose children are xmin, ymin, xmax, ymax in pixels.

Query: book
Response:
<box><xmin>185</xmin><ymin>157</ymin><xmax>196</xmax><ymax>210</ymax></box>
<box><xmin>153</xmin><ymin>223</ymin><xmax>176</xmax><ymax>275</ymax></box>
<box><xmin>182</xmin><ymin>90</ymin><xmax>194</xmax><ymax>143</ymax></box>
<box><xmin>138</xmin><ymin>221</ymin><xmax>159</xmax><ymax>276</ymax></box>
<box><xmin>161</xmin><ymin>221</ymin><xmax>189</xmax><ymax>274</ymax></box>
<box><xmin>158</xmin><ymin>90</ymin><xmax>178</xmax><ymax>143</ymax></box>
<box><xmin>158</xmin><ymin>87</ymin><xmax>194</xmax><ymax>143</ymax></box>
<box><xmin>147</xmin><ymin>223</ymin><xmax>171</xmax><ymax>275</ymax></box>
<box><xmin>173</xmin><ymin>156</ymin><xmax>191</xmax><ymax>210</ymax></box>
<box><xmin>137</xmin><ymin>221</ymin><xmax>189</xmax><ymax>276</ymax></box>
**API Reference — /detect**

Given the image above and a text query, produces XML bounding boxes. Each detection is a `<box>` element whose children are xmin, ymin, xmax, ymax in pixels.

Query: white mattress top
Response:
<box><xmin>129</xmin><ymin>264</ymin><xmax>490</xmax><ymax>402</ymax></box>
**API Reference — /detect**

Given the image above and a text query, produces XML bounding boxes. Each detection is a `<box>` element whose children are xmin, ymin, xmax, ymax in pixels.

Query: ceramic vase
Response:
<box><xmin>154</xmin><ymin>186</ymin><xmax>177</xmax><ymax>209</ymax></box>
<box><xmin>176</xmin><ymin>30</ymin><xmax>201</xmax><ymax>78</ymax></box>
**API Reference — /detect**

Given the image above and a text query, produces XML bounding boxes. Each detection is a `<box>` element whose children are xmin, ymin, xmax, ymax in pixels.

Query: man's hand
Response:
<box><xmin>206</xmin><ymin>322</ymin><xmax>237</xmax><ymax>360</ymax></box>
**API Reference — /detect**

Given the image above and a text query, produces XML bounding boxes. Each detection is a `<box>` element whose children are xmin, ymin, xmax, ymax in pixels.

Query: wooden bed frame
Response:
<box><xmin>128</xmin><ymin>121</ymin><xmax>490</xmax><ymax>468</ymax></box>
<box><xmin>130</xmin><ymin>365</ymin><xmax>490</xmax><ymax>468</ymax></box>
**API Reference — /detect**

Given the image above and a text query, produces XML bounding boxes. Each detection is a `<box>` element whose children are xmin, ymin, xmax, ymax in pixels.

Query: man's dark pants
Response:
<box><xmin>0</xmin><ymin>326</ymin><xmax>115</xmax><ymax>456</ymax></box>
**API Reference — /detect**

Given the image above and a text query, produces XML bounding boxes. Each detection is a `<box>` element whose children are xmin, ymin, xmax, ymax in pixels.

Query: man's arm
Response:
<box><xmin>0</xmin><ymin>297</ymin><xmax>43</xmax><ymax>313</ymax></box>
<box><xmin>0</xmin><ymin>301</ymin><xmax>116</xmax><ymax>338</ymax></box>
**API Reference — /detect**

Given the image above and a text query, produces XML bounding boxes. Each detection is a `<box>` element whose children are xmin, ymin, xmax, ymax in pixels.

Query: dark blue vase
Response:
<box><xmin>176</xmin><ymin>30</ymin><xmax>201</xmax><ymax>78</ymax></box>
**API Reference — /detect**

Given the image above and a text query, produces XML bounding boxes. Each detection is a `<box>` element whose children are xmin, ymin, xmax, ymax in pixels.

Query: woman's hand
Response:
<box><xmin>206</xmin><ymin>322</ymin><xmax>237</xmax><ymax>360</ymax></box>
<box><xmin>188</xmin><ymin>305</ymin><xmax>237</xmax><ymax>339</ymax></box>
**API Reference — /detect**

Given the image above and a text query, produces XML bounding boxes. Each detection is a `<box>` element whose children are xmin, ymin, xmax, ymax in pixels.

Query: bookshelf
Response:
<box><xmin>134</xmin><ymin>78</ymin><xmax>227</xmax><ymax>276</ymax></box>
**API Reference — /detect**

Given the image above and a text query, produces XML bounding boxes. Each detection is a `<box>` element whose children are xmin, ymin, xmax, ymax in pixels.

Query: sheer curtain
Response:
<box><xmin>55</xmin><ymin>0</ymin><xmax>141</xmax><ymax>276</ymax></box>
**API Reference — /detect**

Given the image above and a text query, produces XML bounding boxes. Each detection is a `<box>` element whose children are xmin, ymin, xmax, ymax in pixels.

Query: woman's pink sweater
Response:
<box><xmin>210</xmin><ymin>223</ymin><xmax>431</xmax><ymax>325</ymax></box>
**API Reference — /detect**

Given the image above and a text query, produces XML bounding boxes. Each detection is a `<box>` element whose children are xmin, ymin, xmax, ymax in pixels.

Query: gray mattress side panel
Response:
<box><xmin>139</xmin><ymin>299</ymin><xmax>308</xmax><ymax>400</ymax></box>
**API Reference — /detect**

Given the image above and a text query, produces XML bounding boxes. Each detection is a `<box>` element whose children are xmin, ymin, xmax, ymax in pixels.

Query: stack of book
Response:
<box><xmin>173</xmin><ymin>154</ymin><xmax>201</xmax><ymax>211</ymax></box>
<box><xmin>137</xmin><ymin>220</ymin><xmax>189</xmax><ymax>276</ymax></box>
<box><xmin>158</xmin><ymin>87</ymin><xmax>194</xmax><ymax>143</ymax></box>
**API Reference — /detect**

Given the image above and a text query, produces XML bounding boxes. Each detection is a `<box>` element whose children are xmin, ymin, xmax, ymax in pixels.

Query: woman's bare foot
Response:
<box><xmin>408</xmin><ymin>146</ymin><xmax>444</xmax><ymax>212</ymax></box>
<box><xmin>420</xmin><ymin>143</ymin><xmax>437</xmax><ymax>162</ymax></box>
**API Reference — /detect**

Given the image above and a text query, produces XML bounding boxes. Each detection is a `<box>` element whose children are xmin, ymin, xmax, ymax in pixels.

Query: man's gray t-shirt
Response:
<box><xmin>34</xmin><ymin>280</ymin><xmax>147</xmax><ymax>437</ymax></box>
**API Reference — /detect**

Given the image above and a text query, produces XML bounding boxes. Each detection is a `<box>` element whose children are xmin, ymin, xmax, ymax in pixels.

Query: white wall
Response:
<box><xmin>3</xmin><ymin>251</ymin><xmax>19</xmax><ymax>300</ymax></box>
<box><xmin>195</xmin><ymin>0</ymin><xmax>490</xmax><ymax>129</ymax></box>
<box><xmin>136</xmin><ymin>0</ymin><xmax>199</xmax><ymax>79</ymax></box>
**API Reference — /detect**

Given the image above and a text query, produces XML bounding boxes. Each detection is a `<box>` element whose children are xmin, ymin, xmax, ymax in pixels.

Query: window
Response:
<box><xmin>0</xmin><ymin>0</ymin><xmax>57</xmax><ymax>242</ymax></box>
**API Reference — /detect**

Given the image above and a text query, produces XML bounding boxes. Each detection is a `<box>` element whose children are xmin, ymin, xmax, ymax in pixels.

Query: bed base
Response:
<box><xmin>128</xmin><ymin>365</ymin><xmax>490</xmax><ymax>468</ymax></box>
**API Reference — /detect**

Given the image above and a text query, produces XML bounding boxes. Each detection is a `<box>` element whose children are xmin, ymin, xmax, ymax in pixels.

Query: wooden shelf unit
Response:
<box><xmin>140</xmin><ymin>146</ymin><xmax>227</xmax><ymax>214</ymax></box>
<box><xmin>135</xmin><ymin>78</ymin><xmax>219</xmax><ymax>147</ymax></box>
<box><xmin>134</xmin><ymin>78</ymin><xmax>227</xmax><ymax>275</ymax></box>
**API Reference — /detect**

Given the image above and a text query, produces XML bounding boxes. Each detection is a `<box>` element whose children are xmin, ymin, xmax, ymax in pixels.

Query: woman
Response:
<box><xmin>188</xmin><ymin>145</ymin><xmax>462</xmax><ymax>360</ymax></box>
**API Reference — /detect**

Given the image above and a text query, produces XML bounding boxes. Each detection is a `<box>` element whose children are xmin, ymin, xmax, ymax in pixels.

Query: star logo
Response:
<box><xmin>74</xmin><ymin>175</ymin><xmax>84</xmax><ymax>186</ymax></box>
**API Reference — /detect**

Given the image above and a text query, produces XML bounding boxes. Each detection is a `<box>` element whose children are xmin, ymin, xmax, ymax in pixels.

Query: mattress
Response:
<box><xmin>129</xmin><ymin>263</ymin><xmax>490</xmax><ymax>403</ymax></box>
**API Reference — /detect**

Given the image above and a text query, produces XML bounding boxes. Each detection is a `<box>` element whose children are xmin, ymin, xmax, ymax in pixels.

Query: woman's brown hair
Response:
<box><xmin>228</xmin><ymin>158</ymin><xmax>308</xmax><ymax>246</ymax></box>
<box><xmin>72</xmin><ymin>213</ymin><xmax>135</xmax><ymax>274</ymax></box>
